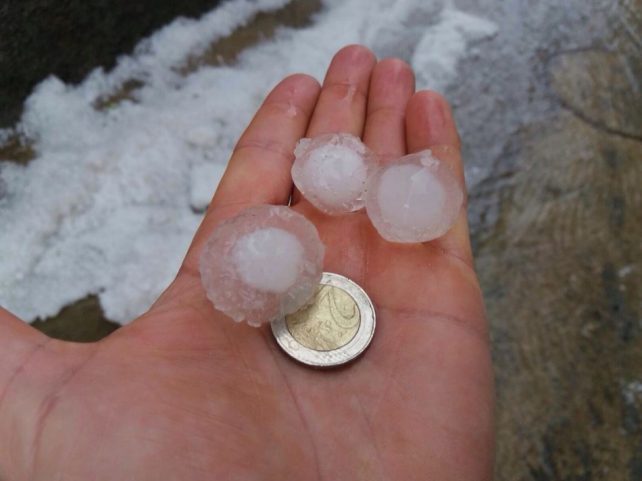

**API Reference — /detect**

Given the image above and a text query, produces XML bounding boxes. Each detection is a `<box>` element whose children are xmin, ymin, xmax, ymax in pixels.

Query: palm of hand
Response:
<box><xmin>0</xmin><ymin>46</ymin><xmax>493</xmax><ymax>481</ymax></box>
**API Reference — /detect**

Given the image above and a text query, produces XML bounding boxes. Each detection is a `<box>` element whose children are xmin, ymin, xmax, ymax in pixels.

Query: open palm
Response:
<box><xmin>0</xmin><ymin>46</ymin><xmax>494</xmax><ymax>481</ymax></box>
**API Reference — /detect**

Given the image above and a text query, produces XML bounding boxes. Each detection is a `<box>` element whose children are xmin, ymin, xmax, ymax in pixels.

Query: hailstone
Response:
<box><xmin>365</xmin><ymin>150</ymin><xmax>464</xmax><ymax>243</ymax></box>
<box><xmin>199</xmin><ymin>205</ymin><xmax>325</xmax><ymax>326</ymax></box>
<box><xmin>292</xmin><ymin>133</ymin><xmax>377</xmax><ymax>215</ymax></box>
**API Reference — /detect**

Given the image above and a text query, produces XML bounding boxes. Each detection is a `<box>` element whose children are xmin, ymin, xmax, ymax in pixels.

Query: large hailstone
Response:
<box><xmin>199</xmin><ymin>205</ymin><xmax>324</xmax><ymax>326</ymax></box>
<box><xmin>365</xmin><ymin>150</ymin><xmax>464</xmax><ymax>243</ymax></box>
<box><xmin>292</xmin><ymin>133</ymin><xmax>377</xmax><ymax>215</ymax></box>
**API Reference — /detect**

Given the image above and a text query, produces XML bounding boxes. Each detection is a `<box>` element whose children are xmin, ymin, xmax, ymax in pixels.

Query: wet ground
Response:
<box><xmin>2</xmin><ymin>0</ymin><xmax>641</xmax><ymax>479</ymax></box>
<box><xmin>0</xmin><ymin>0</ymin><xmax>223</xmax><ymax>127</ymax></box>
<box><xmin>455</xmin><ymin>0</ymin><xmax>642</xmax><ymax>479</ymax></box>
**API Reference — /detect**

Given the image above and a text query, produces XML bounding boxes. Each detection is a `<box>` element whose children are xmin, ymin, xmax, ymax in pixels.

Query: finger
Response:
<box><xmin>182</xmin><ymin>74</ymin><xmax>320</xmax><ymax>268</ymax></box>
<box><xmin>214</xmin><ymin>73</ymin><xmax>320</xmax><ymax>207</ymax></box>
<box><xmin>362</xmin><ymin>58</ymin><xmax>415</xmax><ymax>160</ymax></box>
<box><xmin>292</xmin><ymin>45</ymin><xmax>376</xmax><ymax>205</ymax></box>
<box><xmin>405</xmin><ymin>90</ymin><xmax>473</xmax><ymax>265</ymax></box>
<box><xmin>306</xmin><ymin>45</ymin><xmax>376</xmax><ymax>136</ymax></box>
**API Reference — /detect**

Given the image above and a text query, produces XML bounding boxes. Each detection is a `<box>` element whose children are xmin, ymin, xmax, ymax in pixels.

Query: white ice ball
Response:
<box><xmin>292</xmin><ymin>133</ymin><xmax>377</xmax><ymax>215</ymax></box>
<box><xmin>231</xmin><ymin>227</ymin><xmax>304</xmax><ymax>293</ymax></box>
<box><xmin>365</xmin><ymin>150</ymin><xmax>464</xmax><ymax>243</ymax></box>
<box><xmin>199</xmin><ymin>205</ymin><xmax>325</xmax><ymax>326</ymax></box>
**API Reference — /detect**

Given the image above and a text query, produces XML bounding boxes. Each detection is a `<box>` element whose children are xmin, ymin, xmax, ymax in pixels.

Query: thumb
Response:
<box><xmin>0</xmin><ymin>307</ymin><xmax>48</xmax><ymax>395</ymax></box>
<box><xmin>0</xmin><ymin>307</ymin><xmax>51</xmax><ymax>477</ymax></box>
<box><xmin>0</xmin><ymin>308</ymin><xmax>100</xmax><ymax>479</ymax></box>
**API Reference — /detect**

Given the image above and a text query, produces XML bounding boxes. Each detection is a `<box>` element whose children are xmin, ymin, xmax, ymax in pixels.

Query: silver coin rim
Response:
<box><xmin>271</xmin><ymin>272</ymin><xmax>376</xmax><ymax>367</ymax></box>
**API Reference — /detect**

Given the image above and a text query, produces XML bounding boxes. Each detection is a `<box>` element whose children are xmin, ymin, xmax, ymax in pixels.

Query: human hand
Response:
<box><xmin>0</xmin><ymin>45</ymin><xmax>494</xmax><ymax>481</ymax></box>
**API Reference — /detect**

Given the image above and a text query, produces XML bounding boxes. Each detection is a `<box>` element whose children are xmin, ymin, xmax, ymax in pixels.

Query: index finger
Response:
<box><xmin>181</xmin><ymin>74</ymin><xmax>321</xmax><ymax>271</ymax></box>
<box><xmin>292</xmin><ymin>45</ymin><xmax>376</xmax><ymax>206</ymax></box>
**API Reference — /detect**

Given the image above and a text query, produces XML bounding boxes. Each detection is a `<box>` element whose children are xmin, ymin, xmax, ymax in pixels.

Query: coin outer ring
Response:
<box><xmin>271</xmin><ymin>272</ymin><xmax>376</xmax><ymax>368</ymax></box>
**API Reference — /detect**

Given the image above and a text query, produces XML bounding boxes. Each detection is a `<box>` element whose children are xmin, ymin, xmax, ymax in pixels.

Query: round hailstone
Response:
<box><xmin>365</xmin><ymin>150</ymin><xmax>464</xmax><ymax>243</ymax></box>
<box><xmin>292</xmin><ymin>133</ymin><xmax>377</xmax><ymax>215</ymax></box>
<box><xmin>199</xmin><ymin>205</ymin><xmax>325</xmax><ymax>326</ymax></box>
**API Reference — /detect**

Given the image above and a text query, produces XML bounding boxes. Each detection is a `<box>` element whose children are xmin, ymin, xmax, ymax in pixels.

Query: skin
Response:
<box><xmin>0</xmin><ymin>45</ymin><xmax>494</xmax><ymax>481</ymax></box>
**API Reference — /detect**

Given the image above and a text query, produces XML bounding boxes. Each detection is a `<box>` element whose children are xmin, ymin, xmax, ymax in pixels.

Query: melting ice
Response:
<box><xmin>366</xmin><ymin>150</ymin><xmax>463</xmax><ymax>243</ymax></box>
<box><xmin>199</xmin><ymin>205</ymin><xmax>324</xmax><ymax>326</ymax></box>
<box><xmin>292</xmin><ymin>133</ymin><xmax>377</xmax><ymax>215</ymax></box>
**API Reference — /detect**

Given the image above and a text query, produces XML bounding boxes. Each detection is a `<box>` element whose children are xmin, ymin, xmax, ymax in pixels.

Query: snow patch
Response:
<box><xmin>0</xmin><ymin>0</ymin><xmax>496</xmax><ymax>323</ymax></box>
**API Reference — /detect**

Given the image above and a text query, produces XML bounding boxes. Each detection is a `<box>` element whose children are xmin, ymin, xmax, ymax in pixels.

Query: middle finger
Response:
<box><xmin>292</xmin><ymin>45</ymin><xmax>376</xmax><ymax>205</ymax></box>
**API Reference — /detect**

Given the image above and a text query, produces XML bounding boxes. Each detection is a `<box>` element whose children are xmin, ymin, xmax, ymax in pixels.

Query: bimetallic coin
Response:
<box><xmin>271</xmin><ymin>272</ymin><xmax>376</xmax><ymax>367</ymax></box>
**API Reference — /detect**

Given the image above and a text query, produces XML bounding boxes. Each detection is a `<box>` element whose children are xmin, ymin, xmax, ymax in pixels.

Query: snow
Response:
<box><xmin>411</xmin><ymin>9</ymin><xmax>498</xmax><ymax>89</ymax></box>
<box><xmin>190</xmin><ymin>162</ymin><xmax>227</xmax><ymax>211</ymax></box>
<box><xmin>0</xmin><ymin>0</ymin><xmax>496</xmax><ymax>324</ymax></box>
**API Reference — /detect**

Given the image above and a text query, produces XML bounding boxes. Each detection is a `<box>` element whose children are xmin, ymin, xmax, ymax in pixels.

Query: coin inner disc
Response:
<box><xmin>285</xmin><ymin>284</ymin><xmax>361</xmax><ymax>351</ymax></box>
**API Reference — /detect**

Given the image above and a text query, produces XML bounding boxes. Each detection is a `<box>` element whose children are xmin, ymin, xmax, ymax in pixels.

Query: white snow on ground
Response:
<box><xmin>0</xmin><ymin>0</ymin><xmax>496</xmax><ymax>323</ymax></box>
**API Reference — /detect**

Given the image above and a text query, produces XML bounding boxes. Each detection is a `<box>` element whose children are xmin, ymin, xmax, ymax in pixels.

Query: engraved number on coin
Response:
<box><xmin>285</xmin><ymin>285</ymin><xmax>361</xmax><ymax>351</ymax></box>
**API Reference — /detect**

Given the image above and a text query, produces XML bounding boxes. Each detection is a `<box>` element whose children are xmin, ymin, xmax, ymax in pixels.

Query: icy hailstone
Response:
<box><xmin>292</xmin><ymin>133</ymin><xmax>377</xmax><ymax>215</ymax></box>
<box><xmin>199</xmin><ymin>205</ymin><xmax>324</xmax><ymax>326</ymax></box>
<box><xmin>365</xmin><ymin>150</ymin><xmax>464</xmax><ymax>243</ymax></box>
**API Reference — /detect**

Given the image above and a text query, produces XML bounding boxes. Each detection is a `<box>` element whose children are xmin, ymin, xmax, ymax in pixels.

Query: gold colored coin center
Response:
<box><xmin>285</xmin><ymin>284</ymin><xmax>361</xmax><ymax>351</ymax></box>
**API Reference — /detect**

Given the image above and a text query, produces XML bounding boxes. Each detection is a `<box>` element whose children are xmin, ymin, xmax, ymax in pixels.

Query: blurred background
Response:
<box><xmin>1</xmin><ymin>0</ymin><xmax>640</xmax><ymax>479</ymax></box>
